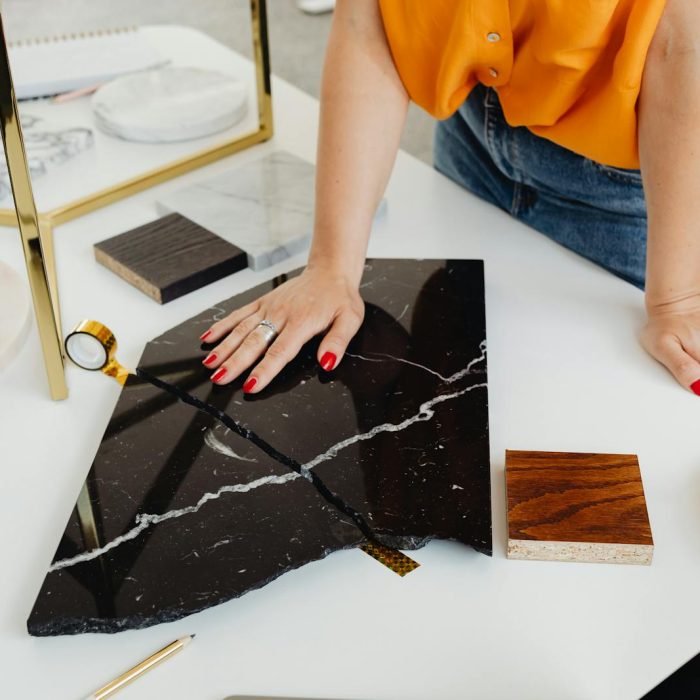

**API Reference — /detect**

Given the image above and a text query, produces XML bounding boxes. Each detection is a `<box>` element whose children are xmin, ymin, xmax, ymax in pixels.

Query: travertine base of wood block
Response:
<box><xmin>507</xmin><ymin>538</ymin><xmax>653</xmax><ymax>565</ymax></box>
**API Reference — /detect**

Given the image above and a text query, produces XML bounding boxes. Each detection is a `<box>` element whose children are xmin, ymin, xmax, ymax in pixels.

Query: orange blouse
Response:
<box><xmin>378</xmin><ymin>0</ymin><xmax>667</xmax><ymax>168</ymax></box>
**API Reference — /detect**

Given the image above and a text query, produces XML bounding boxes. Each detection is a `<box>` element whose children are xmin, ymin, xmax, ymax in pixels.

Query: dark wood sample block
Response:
<box><xmin>506</xmin><ymin>450</ymin><xmax>653</xmax><ymax>565</ymax></box>
<box><xmin>94</xmin><ymin>213</ymin><xmax>248</xmax><ymax>304</ymax></box>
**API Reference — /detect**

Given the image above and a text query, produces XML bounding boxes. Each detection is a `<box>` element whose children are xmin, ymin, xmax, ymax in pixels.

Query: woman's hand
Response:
<box><xmin>641</xmin><ymin>298</ymin><xmax>700</xmax><ymax>395</ymax></box>
<box><xmin>198</xmin><ymin>265</ymin><xmax>365</xmax><ymax>393</ymax></box>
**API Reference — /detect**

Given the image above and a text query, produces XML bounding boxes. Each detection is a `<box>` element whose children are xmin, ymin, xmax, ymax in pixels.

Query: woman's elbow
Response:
<box><xmin>647</xmin><ymin>0</ymin><xmax>700</xmax><ymax>66</ymax></box>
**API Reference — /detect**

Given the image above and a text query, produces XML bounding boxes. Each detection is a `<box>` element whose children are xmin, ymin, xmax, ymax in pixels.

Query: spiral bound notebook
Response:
<box><xmin>8</xmin><ymin>27</ymin><xmax>166</xmax><ymax>100</ymax></box>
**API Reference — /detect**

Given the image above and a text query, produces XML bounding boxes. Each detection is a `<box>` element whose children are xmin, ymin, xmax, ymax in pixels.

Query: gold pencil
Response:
<box><xmin>83</xmin><ymin>635</ymin><xmax>195</xmax><ymax>700</ymax></box>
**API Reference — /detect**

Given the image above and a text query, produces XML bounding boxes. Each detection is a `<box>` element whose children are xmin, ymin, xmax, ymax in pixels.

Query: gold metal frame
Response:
<box><xmin>0</xmin><ymin>0</ymin><xmax>273</xmax><ymax>399</ymax></box>
<box><xmin>0</xmin><ymin>13</ymin><xmax>67</xmax><ymax>398</ymax></box>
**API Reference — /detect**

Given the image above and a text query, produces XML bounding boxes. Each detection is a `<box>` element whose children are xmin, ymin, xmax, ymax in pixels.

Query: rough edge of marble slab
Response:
<box><xmin>28</xmin><ymin>539</ymin><xmax>360</xmax><ymax>637</ymax></box>
<box><xmin>506</xmin><ymin>538</ymin><xmax>653</xmax><ymax>565</ymax></box>
<box><xmin>28</xmin><ymin>532</ymin><xmax>491</xmax><ymax>636</ymax></box>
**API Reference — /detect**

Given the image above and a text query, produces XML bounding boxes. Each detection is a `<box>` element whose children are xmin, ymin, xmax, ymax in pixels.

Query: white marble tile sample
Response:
<box><xmin>156</xmin><ymin>151</ymin><xmax>315</xmax><ymax>271</ymax></box>
<box><xmin>157</xmin><ymin>151</ymin><xmax>387</xmax><ymax>271</ymax></box>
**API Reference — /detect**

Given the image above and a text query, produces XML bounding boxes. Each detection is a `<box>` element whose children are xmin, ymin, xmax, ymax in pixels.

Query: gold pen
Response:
<box><xmin>83</xmin><ymin>635</ymin><xmax>195</xmax><ymax>700</ymax></box>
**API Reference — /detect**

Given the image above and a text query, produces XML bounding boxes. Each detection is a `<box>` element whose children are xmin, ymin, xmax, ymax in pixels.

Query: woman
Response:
<box><xmin>199</xmin><ymin>0</ymin><xmax>700</xmax><ymax>397</ymax></box>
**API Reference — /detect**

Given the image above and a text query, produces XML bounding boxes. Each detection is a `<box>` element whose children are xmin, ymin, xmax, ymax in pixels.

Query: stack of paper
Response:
<box><xmin>9</xmin><ymin>27</ymin><xmax>166</xmax><ymax>100</ymax></box>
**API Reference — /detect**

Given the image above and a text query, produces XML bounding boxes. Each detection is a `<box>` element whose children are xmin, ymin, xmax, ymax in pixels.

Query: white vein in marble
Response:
<box><xmin>204</xmin><ymin>427</ymin><xmax>258</xmax><ymax>463</ymax></box>
<box><xmin>48</xmin><ymin>343</ymin><xmax>486</xmax><ymax>573</ymax></box>
<box><xmin>346</xmin><ymin>339</ymin><xmax>486</xmax><ymax>384</ymax></box>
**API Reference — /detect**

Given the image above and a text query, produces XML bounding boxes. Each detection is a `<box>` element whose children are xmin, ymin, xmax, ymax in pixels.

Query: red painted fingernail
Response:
<box><xmin>243</xmin><ymin>377</ymin><xmax>257</xmax><ymax>393</ymax></box>
<box><xmin>211</xmin><ymin>368</ymin><xmax>227</xmax><ymax>383</ymax></box>
<box><xmin>320</xmin><ymin>352</ymin><xmax>337</xmax><ymax>372</ymax></box>
<box><xmin>691</xmin><ymin>379</ymin><xmax>700</xmax><ymax>396</ymax></box>
<box><xmin>203</xmin><ymin>353</ymin><xmax>218</xmax><ymax>366</ymax></box>
<box><xmin>200</xmin><ymin>330</ymin><xmax>212</xmax><ymax>342</ymax></box>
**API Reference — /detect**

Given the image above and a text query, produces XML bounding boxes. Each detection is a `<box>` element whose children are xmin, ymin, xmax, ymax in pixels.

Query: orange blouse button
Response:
<box><xmin>489</xmin><ymin>67</ymin><xmax>499</xmax><ymax>78</ymax></box>
<box><xmin>486</xmin><ymin>32</ymin><xmax>501</xmax><ymax>43</ymax></box>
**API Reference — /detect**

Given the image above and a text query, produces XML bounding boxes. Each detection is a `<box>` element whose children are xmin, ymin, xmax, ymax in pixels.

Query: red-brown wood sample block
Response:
<box><xmin>506</xmin><ymin>450</ymin><xmax>653</xmax><ymax>565</ymax></box>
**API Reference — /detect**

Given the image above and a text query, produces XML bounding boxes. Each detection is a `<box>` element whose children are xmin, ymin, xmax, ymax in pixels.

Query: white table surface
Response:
<box><xmin>1</xmin><ymin>47</ymin><xmax>699</xmax><ymax>700</ymax></box>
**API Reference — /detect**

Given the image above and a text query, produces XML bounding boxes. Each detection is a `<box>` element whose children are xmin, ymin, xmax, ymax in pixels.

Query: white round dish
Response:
<box><xmin>91</xmin><ymin>66</ymin><xmax>248</xmax><ymax>143</ymax></box>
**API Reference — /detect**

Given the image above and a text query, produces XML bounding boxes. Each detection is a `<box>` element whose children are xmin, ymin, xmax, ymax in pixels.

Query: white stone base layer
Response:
<box><xmin>507</xmin><ymin>538</ymin><xmax>653</xmax><ymax>565</ymax></box>
<box><xmin>0</xmin><ymin>261</ymin><xmax>31</xmax><ymax>372</ymax></box>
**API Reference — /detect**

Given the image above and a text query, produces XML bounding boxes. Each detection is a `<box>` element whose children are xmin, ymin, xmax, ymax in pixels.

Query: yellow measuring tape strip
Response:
<box><xmin>361</xmin><ymin>542</ymin><xmax>420</xmax><ymax>576</ymax></box>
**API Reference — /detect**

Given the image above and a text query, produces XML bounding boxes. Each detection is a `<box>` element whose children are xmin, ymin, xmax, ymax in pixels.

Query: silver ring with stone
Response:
<box><xmin>255</xmin><ymin>319</ymin><xmax>278</xmax><ymax>346</ymax></box>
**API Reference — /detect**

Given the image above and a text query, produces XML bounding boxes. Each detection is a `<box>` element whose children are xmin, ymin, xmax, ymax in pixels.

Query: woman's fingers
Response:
<box><xmin>203</xmin><ymin>313</ymin><xmax>265</xmax><ymax>369</ymax></box>
<box><xmin>317</xmin><ymin>307</ymin><xmax>365</xmax><ymax>372</ymax></box>
<box><xmin>198</xmin><ymin>268</ymin><xmax>366</xmax><ymax>392</ymax></box>
<box><xmin>646</xmin><ymin>333</ymin><xmax>700</xmax><ymax>395</ymax></box>
<box><xmin>244</xmin><ymin>325</ymin><xmax>314</xmax><ymax>393</ymax></box>
<box><xmin>210</xmin><ymin>318</ymin><xmax>287</xmax><ymax>386</ymax></box>
<box><xmin>199</xmin><ymin>301</ymin><xmax>261</xmax><ymax>344</ymax></box>
<box><xmin>244</xmin><ymin>306</ymin><xmax>364</xmax><ymax>392</ymax></box>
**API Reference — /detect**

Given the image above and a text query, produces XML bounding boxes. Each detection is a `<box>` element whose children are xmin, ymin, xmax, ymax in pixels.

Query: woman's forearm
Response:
<box><xmin>309</xmin><ymin>0</ymin><xmax>408</xmax><ymax>284</ymax></box>
<box><xmin>200</xmin><ymin>1</ymin><xmax>409</xmax><ymax>390</ymax></box>
<box><xmin>638</xmin><ymin>0</ymin><xmax>700</xmax><ymax>393</ymax></box>
<box><xmin>639</xmin><ymin>1</ymin><xmax>700</xmax><ymax>311</ymax></box>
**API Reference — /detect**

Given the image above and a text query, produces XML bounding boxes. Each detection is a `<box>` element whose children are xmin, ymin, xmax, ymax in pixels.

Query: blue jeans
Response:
<box><xmin>434</xmin><ymin>85</ymin><xmax>647</xmax><ymax>289</ymax></box>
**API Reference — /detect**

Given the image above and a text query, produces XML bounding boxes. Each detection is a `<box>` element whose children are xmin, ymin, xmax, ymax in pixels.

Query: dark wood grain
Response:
<box><xmin>94</xmin><ymin>213</ymin><xmax>247</xmax><ymax>304</ymax></box>
<box><xmin>506</xmin><ymin>450</ymin><xmax>653</xmax><ymax>547</ymax></box>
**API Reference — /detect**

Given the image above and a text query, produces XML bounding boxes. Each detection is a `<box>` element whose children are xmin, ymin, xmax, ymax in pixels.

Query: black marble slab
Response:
<box><xmin>641</xmin><ymin>652</ymin><xmax>700</xmax><ymax>699</ymax></box>
<box><xmin>28</xmin><ymin>259</ymin><xmax>491</xmax><ymax>636</ymax></box>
